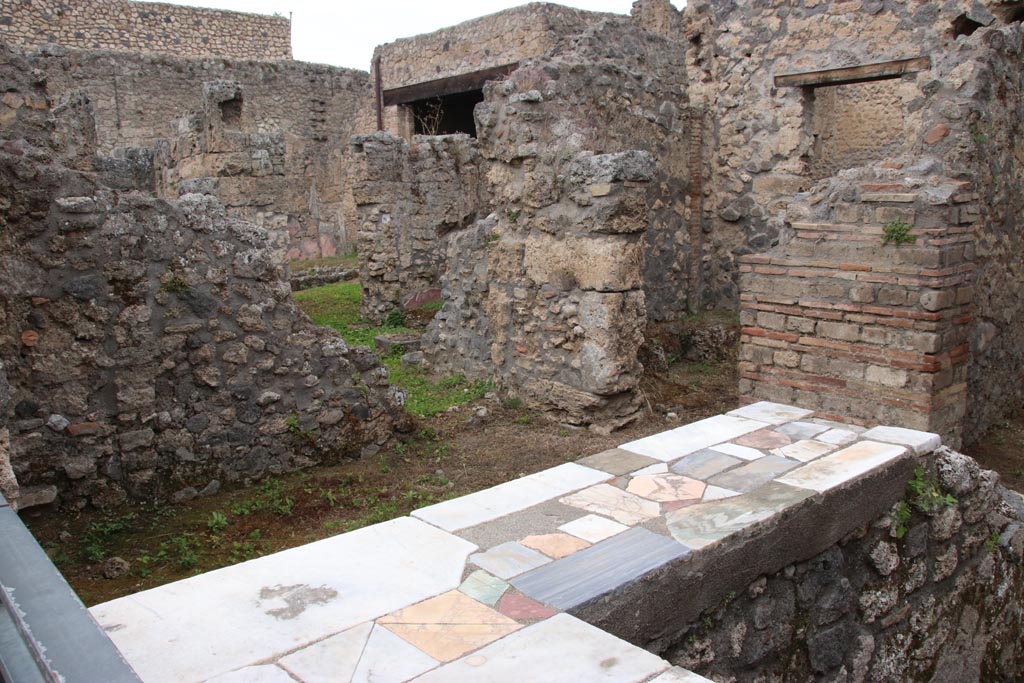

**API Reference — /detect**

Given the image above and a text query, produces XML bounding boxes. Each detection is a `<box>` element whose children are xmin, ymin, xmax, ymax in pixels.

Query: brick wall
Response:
<box><xmin>0</xmin><ymin>0</ymin><xmax>291</xmax><ymax>61</ymax></box>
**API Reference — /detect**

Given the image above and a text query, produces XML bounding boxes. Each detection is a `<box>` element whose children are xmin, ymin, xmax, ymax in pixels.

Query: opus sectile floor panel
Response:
<box><xmin>89</xmin><ymin>402</ymin><xmax>941</xmax><ymax>683</ymax></box>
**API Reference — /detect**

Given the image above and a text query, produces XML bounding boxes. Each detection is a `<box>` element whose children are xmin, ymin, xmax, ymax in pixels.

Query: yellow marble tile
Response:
<box><xmin>520</xmin><ymin>533</ymin><xmax>591</xmax><ymax>559</ymax></box>
<box><xmin>380</xmin><ymin>622</ymin><xmax>522</xmax><ymax>662</ymax></box>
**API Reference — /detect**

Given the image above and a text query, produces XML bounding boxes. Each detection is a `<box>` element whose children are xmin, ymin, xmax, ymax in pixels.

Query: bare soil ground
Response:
<box><xmin>964</xmin><ymin>409</ymin><xmax>1024</xmax><ymax>493</ymax></box>
<box><xmin>23</xmin><ymin>355</ymin><xmax>738</xmax><ymax>606</ymax></box>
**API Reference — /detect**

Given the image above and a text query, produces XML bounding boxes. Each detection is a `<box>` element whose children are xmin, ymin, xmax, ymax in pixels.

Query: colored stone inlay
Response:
<box><xmin>735</xmin><ymin>429</ymin><xmax>792</xmax><ymax>449</ymax></box>
<box><xmin>776</xmin><ymin>421</ymin><xmax>829</xmax><ymax>440</ymax></box>
<box><xmin>560</xmin><ymin>484</ymin><xmax>661</xmax><ymax>525</ymax></box>
<box><xmin>576</xmin><ymin>448</ymin><xmax>660</xmax><ymax>475</ymax></box>
<box><xmin>470</xmin><ymin>541</ymin><xmax>552</xmax><ymax>579</ymax></box>
<box><xmin>520</xmin><ymin>532</ymin><xmax>592</xmax><ymax>559</ymax></box>
<box><xmin>709</xmin><ymin>442</ymin><xmax>766</xmax><ymax>461</ymax></box>
<box><xmin>511</xmin><ymin>527</ymin><xmax>690</xmax><ymax>610</ymax></box>
<box><xmin>776</xmin><ymin>440</ymin><xmax>908</xmax><ymax>492</ymax></box>
<box><xmin>496</xmin><ymin>591</ymin><xmax>558</xmax><ymax>620</ymax></box>
<box><xmin>772</xmin><ymin>439</ymin><xmax>834</xmax><ymax>462</ymax></box>
<box><xmin>557</xmin><ymin>514</ymin><xmax>630</xmax><ymax>543</ymax></box>
<box><xmin>619</xmin><ymin>414</ymin><xmax>767</xmax><ymax>461</ymax></box>
<box><xmin>671</xmin><ymin>450</ymin><xmax>742</xmax><ymax>479</ymax></box>
<box><xmin>707</xmin><ymin>454</ymin><xmax>800</xmax><ymax>493</ymax></box>
<box><xmin>458</xmin><ymin>570</ymin><xmax>509</xmax><ymax>607</ymax></box>
<box><xmin>626</xmin><ymin>473</ymin><xmax>705</xmax><ymax>503</ymax></box>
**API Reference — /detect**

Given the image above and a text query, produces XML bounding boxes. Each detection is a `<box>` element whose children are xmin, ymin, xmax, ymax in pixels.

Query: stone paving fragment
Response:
<box><xmin>702</xmin><ymin>485</ymin><xmax>741</xmax><ymax>501</ymax></box>
<box><xmin>772</xmin><ymin>439</ymin><xmax>835</xmax><ymax>463</ymax></box>
<box><xmin>205</xmin><ymin>665</ymin><xmax>295</xmax><ymax>683</ymax></box>
<box><xmin>671</xmin><ymin>450</ymin><xmax>743</xmax><ymax>479</ymax></box>
<box><xmin>470</xmin><ymin>541</ymin><xmax>552</xmax><ymax>579</ymax></box>
<box><xmin>378</xmin><ymin>590</ymin><xmax>521</xmax><ymax>662</ymax></box>
<box><xmin>620</xmin><ymin>414</ymin><xmax>767</xmax><ymax>461</ymax></box>
<box><xmin>511</xmin><ymin>527</ymin><xmax>690</xmax><ymax>610</ymax></box>
<box><xmin>279</xmin><ymin>622</ymin><xmax>439</xmax><ymax>683</ymax></box>
<box><xmin>666</xmin><ymin>482</ymin><xmax>815</xmax><ymax>549</ymax></box>
<box><xmin>709</xmin><ymin>442</ymin><xmax>766</xmax><ymax>461</ymax></box>
<box><xmin>457</xmin><ymin>570</ymin><xmax>509</xmax><ymax>607</ymax></box>
<box><xmin>407</xmin><ymin>614</ymin><xmax>670</xmax><ymax>682</ymax></box>
<box><xmin>860</xmin><ymin>426</ymin><xmax>941</xmax><ymax>455</ymax></box>
<box><xmin>576</xmin><ymin>448</ymin><xmax>660</xmax><ymax>475</ymax></box>
<box><xmin>557</xmin><ymin>513</ymin><xmax>630</xmax><ymax>543</ymax></box>
<box><xmin>777</xmin><ymin>421</ymin><xmax>829</xmax><ymax>440</ymax></box>
<box><xmin>816</xmin><ymin>428</ymin><xmax>859</xmax><ymax>446</ymax></box>
<box><xmin>626</xmin><ymin>473</ymin><xmax>705</xmax><ymax>503</ymax></box>
<box><xmin>776</xmin><ymin>441</ymin><xmax>909</xmax><ymax>492</ymax></box>
<box><xmin>735</xmin><ymin>428</ymin><xmax>792</xmax><ymax>449</ymax></box>
<box><xmin>412</xmin><ymin>463</ymin><xmax>610</xmax><ymax>532</ymax></box>
<box><xmin>708</xmin><ymin>454</ymin><xmax>801</xmax><ymax>493</ymax></box>
<box><xmin>727</xmin><ymin>401</ymin><xmax>814</xmax><ymax>425</ymax></box>
<box><xmin>90</xmin><ymin>517</ymin><xmax>475</xmax><ymax>683</ymax></box>
<box><xmin>496</xmin><ymin>591</ymin><xmax>558</xmax><ymax>620</ymax></box>
<box><xmin>560</xmin><ymin>483</ymin><xmax>662</xmax><ymax>525</ymax></box>
<box><xmin>520</xmin><ymin>532</ymin><xmax>591</xmax><ymax>559</ymax></box>
<box><xmin>649</xmin><ymin>667</ymin><xmax>718</xmax><ymax>682</ymax></box>
<box><xmin>633</xmin><ymin>462</ymin><xmax>670</xmax><ymax>476</ymax></box>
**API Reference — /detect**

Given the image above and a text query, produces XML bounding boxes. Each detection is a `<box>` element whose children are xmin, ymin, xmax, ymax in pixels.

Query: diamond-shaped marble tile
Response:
<box><xmin>458</xmin><ymin>570</ymin><xmax>508</xmax><ymax>607</ymax></box>
<box><xmin>816</xmin><ymin>428</ymin><xmax>859</xmax><ymax>446</ymax></box>
<box><xmin>511</xmin><ymin>527</ymin><xmax>689</xmax><ymax>610</ymax></box>
<box><xmin>557</xmin><ymin>514</ymin><xmax>629</xmax><ymax>543</ymax></box>
<box><xmin>619</xmin><ymin>414</ymin><xmax>767</xmax><ymax>461</ymax></box>
<box><xmin>407</xmin><ymin>614</ymin><xmax>670</xmax><ymax>683</ymax></box>
<box><xmin>707</xmin><ymin>455</ymin><xmax>800</xmax><ymax>493</ymax></box>
<box><xmin>776</xmin><ymin>440</ymin><xmax>908</xmax><ymax>492</ymax></box>
<box><xmin>626</xmin><ymin>474</ymin><xmax>705</xmax><ymax>503</ymax></box>
<box><xmin>671</xmin><ymin>450</ymin><xmax>742</xmax><ymax>479</ymax></box>
<box><xmin>560</xmin><ymin>484</ymin><xmax>661</xmax><ymax>525</ymax></box>
<box><xmin>633</xmin><ymin>463</ymin><xmax>670</xmax><ymax>476</ymax></box>
<box><xmin>727</xmin><ymin>401</ymin><xmax>813</xmax><ymax>425</ymax></box>
<box><xmin>470</xmin><ymin>542</ymin><xmax>552</xmax><ymax>580</ymax></box>
<box><xmin>520</xmin><ymin>533</ymin><xmax>591</xmax><ymax>559</ymax></box>
<box><xmin>378</xmin><ymin>590</ymin><xmax>521</xmax><ymax>663</ymax></box>
<box><xmin>666</xmin><ymin>482</ymin><xmax>815</xmax><ymax>550</ymax></box>
<box><xmin>702</xmin><ymin>485</ymin><xmax>740</xmax><ymax>501</ymax></box>
<box><xmin>772</xmin><ymin>440</ymin><xmax>834</xmax><ymax>463</ymax></box>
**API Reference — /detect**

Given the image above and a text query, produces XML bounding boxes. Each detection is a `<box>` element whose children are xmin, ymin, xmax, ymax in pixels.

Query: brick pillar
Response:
<box><xmin>738</xmin><ymin>185</ymin><xmax>977</xmax><ymax>446</ymax></box>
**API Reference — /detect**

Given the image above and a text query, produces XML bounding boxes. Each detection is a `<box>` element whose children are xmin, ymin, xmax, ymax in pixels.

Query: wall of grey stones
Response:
<box><xmin>665</xmin><ymin>447</ymin><xmax>1024</xmax><ymax>682</ymax></box>
<box><xmin>0</xmin><ymin>0</ymin><xmax>291</xmax><ymax>61</ymax></box>
<box><xmin>27</xmin><ymin>45</ymin><xmax>373</xmax><ymax>259</ymax></box>
<box><xmin>0</xmin><ymin>45</ymin><xmax>404</xmax><ymax>509</ymax></box>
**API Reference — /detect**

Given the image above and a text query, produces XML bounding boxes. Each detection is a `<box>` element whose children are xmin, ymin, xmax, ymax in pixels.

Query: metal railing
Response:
<box><xmin>0</xmin><ymin>492</ymin><xmax>141</xmax><ymax>683</ymax></box>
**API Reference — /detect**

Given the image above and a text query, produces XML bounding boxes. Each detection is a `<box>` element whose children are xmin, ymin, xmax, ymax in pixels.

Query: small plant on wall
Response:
<box><xmin>881</xmin><ymin>220</ymin><xmax>916</xmax><ymax>246</ymax></box>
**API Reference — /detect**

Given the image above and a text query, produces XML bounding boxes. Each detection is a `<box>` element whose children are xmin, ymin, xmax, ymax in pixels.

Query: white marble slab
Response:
<box><xmin>558</xmin><ymin>514</ymin><xmax>630</xmax><ymax>543</ymax></box>
<box><xmin>412</xmin><ymin>463</ymin><xmax>611</xmax><ymax>532</ymax></box>
<box><xmin>702</xmin><ymin>485</ymin><xmax>741</xmax><ymax>501</ymax></box>
<box><xmin>816</xmin><ymin>428</ymin><xmax>859</xmax><ymax>446</ymax></box>
<box><xmin>777</xmin><ymin>441</ymin><xmax>908</xmax><ymax>493</ymax></box>
<box><xmin>772</xmin><ymin>440</ymin><xmax>834</xmax><ymax>463</ymax></box>
<box><xmin>633</xmin><ymin>463</ymin><xmax>670</xmax><ymax>476</ymax></box>
<box><xmin>727</xmin><ymin>401</ymin><xmax>814</xmax><ymax>425</ymax></box>
<box><xmin>648</xmin><ymin>667</ymin><xmax>718</xmax><ymax>682</ymax></box>
<box><xmin>710</xmin><ymin>442</ymin><xmax>766</xmax><ymax>461</ymax></box>
<box><xmin>90</xmin><ymin>518</ymin><xmax>475</xmax><ymax>683</ymax></box>
<box><xmin>280</xmin><ymin>622</ymin><xmax>439</xmax><ymax>683</ymax></box>
<box><xmin>860</xmin><ymin>426</ymin><xmax>941</xmax><ymax>455</ymax></box>
<box><xmin>407</xmin><ymin>614</ymin><xmax>669</xmax><ymax>683</ymax></box>
<box><xmin>620</xmin><ymin>415</ymin><xmax>767</xmax><ymax>462</ymax></box>
<box><xmin>205</xmin><ymin>665</ymin><xmax>295</xmax><ymax>683</ymax></box>
<box><xmin>560</xmin><ymin>484</ymin><xmax>662</xmax><ymax>525</ymax></box>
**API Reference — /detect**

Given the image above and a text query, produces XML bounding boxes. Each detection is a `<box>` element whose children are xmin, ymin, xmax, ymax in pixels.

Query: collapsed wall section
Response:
<box><xmin>0</xmin><ymin>46</ymin><xmax>404</xmax><ymax>509</ymax></box>
<box><xmin>29</xmin><ymin>46</ymin><xmax>372</xmax><ymax>259</ymax></box>
<box><xmin>0</xmin><ymin>0</ymin><xmax>291</xmax><ymax>61</ymax></box>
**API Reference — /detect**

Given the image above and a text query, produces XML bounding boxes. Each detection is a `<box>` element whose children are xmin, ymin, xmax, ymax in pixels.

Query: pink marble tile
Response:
<box><xmin>520</xmin><ymin>533</ymin><xmax>591</xmax><ymax>560</ymax></box>
<box><xmin>626</xmin><ymin>474</ymin><xmax>705</xmax><ymax>503</ymax></box>
<box><xmin>496</xmin><ymin>592</ymin><xmax>558</xmax><ymax>621</ymax></box>
<box><xmin>735</xmin><ymin>429</ymin><xmax>792</xmax><ymax>449</ymax></box>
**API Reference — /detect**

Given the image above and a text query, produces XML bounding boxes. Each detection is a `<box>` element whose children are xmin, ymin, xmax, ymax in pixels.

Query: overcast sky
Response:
<box><xmin>159</xmin><ymin>1</ymin><xmax>680</xmax><ymax>71</ymax></box>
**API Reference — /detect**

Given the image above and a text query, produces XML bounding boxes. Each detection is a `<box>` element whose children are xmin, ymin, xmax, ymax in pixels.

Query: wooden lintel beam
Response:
<box><xmin>382</xmin><ymin>63</ymin><xmax>519</xmax><ymax>106</ymax></box>
<box><xmin>774</xmin><ymin>56</ymin><xmax>931</xmax><ymax>88</ymax></box>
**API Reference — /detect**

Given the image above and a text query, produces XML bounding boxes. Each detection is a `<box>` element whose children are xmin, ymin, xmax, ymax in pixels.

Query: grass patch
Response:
<box><xmin>293</xmin><ymin>281</ymin><xmax>492</xmax><ymax>417</ymax></box>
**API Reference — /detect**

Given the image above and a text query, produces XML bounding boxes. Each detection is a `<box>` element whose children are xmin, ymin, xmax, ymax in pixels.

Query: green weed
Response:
<box><xmin>881</xmin><ymin>220</ymin><xmax>916</xmax><ymax>247</ymax></box>
<box><xmin>207</xmin><ymin>511</ymin><xmax>229</xmax><ymax>534</ymax></box>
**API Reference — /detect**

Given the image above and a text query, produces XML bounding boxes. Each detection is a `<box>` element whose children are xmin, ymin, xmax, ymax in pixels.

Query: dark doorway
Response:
<box><xmin>410</xmin><ymin>90</ymin><xmax>484</xmax><ymax>136</ymax></box>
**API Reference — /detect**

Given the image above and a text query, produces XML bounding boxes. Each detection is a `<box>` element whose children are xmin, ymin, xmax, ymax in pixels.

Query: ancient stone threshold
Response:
<box><xmin>91</xmin><ymin>402</ymin><xmax>939</xmax><ymax>682</ymax></box>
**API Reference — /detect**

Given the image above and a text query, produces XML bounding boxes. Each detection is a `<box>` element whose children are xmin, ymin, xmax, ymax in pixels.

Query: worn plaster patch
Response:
<box><xmin>257</xmin><ymin>583</ymin><xmax>338</xmax><ymax>620</ymax></box>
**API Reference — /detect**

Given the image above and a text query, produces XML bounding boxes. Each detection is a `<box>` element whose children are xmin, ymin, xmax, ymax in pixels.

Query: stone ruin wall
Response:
<box><xmin>0</xmin><ymin>45</ymin><xmax>405</xmax><ymax>510</ymax></box>
<box><xmin>0</xmin><ymin>0</ymin><xmax>291</xmax><ymax>61</ymax></box>
<box><xmin>680</xmin><ymin>0</ymin><xmax>1024</xmax><ymax>445</ymax></box>
<box><xmin>664</xmin><ymin>447</ymin><xmax>1024</xmax><ymax>682</ymax></box>
<box><xmin>31</xmin><ymin>47</ymin><xmax>372</xmax><ymax>261</ymax></box>
<box><xmin>372</xmin><ymin>3</ymin><xmax>611</xmax><ymax>137</ymax></box>
<box><xmin>354</xmin><ymin>13</ymin><xmax>692</xmax><ymax>428</ymax></box>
